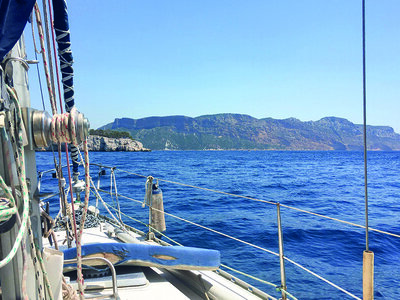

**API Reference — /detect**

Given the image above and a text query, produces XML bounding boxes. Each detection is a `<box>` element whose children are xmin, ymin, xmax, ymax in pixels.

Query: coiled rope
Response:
<box><xmin>45</xmin><ymin>111</ymin><xmax>88</xmax><ymax>298</ymax></box>
<box><xmin>3</xmin><ymin>86</ymin><xmax>52</xmax><ymax>300</ymax></box>
<box><xmin>49</xmin><ymin>107</ymin><xmax>78</xmax><ymax>145</ymax></box>
<box><xmin>75</xmin><ymin>140</ymin><xmax>90</xmax><ymax>300</ymax></box>
<box><xmin>0</xmin><ymin>88</ymin><xmax>31</xmax><ymax>269</ymax></box>
<box><xmin>47</xmin><ymin>108</ymin><xmax>88</xmax><ymax>298</ymax></box>
<box><xmin>33</xmin><ymin>2</ymin><xmax>88</xmax><ymax>298</ymax></box>
<box><xmin>0</xmin><ymin>177</ymin><xmax>17</xmax><ymax>222</ymax></box>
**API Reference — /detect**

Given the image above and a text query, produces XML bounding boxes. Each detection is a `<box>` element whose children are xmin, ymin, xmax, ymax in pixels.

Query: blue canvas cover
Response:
<box><xmin>52</xmin><ymin>0</ymin><xmax>74</xmax><ymax>110</ymax></box>
<box><xmin>0</xmin><ymin>0</ymin><xmax>35</xmax><ymax>59</ymax></box>
<box><xmin>64</xmin><ymin>242</ymin><xmax>221</xmax><ymax>271</ymax></box>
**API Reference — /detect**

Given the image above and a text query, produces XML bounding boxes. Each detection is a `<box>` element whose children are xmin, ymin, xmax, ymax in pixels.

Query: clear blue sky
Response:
<box><xmin>25</xmin><ymin>1</ymin><xmax>400</xmax><ymax>132</ymax></box>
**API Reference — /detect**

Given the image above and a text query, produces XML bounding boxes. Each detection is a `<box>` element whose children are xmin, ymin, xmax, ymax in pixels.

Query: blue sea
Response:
<box><xmin>36</xmin><ymin>151</ymin><xmax>400</xmax><ymax>299</ymax></box>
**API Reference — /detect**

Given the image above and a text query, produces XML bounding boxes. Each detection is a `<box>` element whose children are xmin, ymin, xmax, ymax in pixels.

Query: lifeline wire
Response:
<box><xmin>96</xmin><ymin>187</ymin><xmax>358</xmax><ymax>299</ymax></box>
<box><xmin>94</xmin><ymin>166</ymin><xmax>400</xmax><ymax>239</ymax></box>
<box><xmin>104</xmin><ymin>202</ymin><xmax>295</xmax><ymax>300</ymax></box>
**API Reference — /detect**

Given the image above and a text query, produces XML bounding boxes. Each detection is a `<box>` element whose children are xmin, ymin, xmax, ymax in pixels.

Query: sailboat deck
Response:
<box><xmin>45</xmin><ymin>221</ymin><xmax>272</xmax><ymax>300</ymax></box>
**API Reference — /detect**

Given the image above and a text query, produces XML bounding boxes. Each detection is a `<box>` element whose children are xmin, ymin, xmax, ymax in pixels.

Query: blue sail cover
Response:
<box><xmin>53</xmin><ymin>0</ymin><xmax>80</xmax><ymax>173</ymax></box>
<box><xmin>52</xmin><ymin>0</ymin><xmax>74</xmax><ymax>111</ymax></box>
<box><xmin>0</xmin><ymin>0</ymin><xmax>36</xmax><ymax>59</ymax></box>
<box><xmin>63</xmin><ymin>242</ymin><xmax>221</xmax><ymax>271</ymax></box>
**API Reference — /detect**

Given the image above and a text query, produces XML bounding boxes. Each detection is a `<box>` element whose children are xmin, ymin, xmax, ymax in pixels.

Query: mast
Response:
<box><xmin>0</xmin><ymin>36</ymin><xmax>40</xmax><ymax>300</ymax></box>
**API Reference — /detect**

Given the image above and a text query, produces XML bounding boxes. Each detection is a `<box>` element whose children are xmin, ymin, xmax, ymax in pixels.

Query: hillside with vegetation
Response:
<box><xmin>99</xmin><ymin>114</ymin><xmax>400</xmax><ymax>151</ymax></box>
<box><xmin>89</xmin><ymin>129</ymin><xmax>134</xmax><ymax>139</ymax></box>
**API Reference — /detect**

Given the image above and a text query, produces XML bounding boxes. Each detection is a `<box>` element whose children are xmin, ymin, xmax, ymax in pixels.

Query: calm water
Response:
<box><xmin>36</xmin><ymin>151</ymin><xmax>400</xmax><ymax>299</ymax></box>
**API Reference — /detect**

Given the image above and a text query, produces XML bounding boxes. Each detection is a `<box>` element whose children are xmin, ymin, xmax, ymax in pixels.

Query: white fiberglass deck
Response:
<box><xmin>44</xmin><ymin>221</ymin><xmax>274</xmax><ymax>300</ymax></box>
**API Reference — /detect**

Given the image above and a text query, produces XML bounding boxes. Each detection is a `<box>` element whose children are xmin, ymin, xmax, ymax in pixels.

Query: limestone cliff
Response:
<box><xmin>86</xmin><ymin>135</ymin><xmax>150</xmax><ymax>152</ymax></box>
<box><xmin>100</xmin><ymin>114</ymin><xmax>400</xmax><ymax>151</ymax></box>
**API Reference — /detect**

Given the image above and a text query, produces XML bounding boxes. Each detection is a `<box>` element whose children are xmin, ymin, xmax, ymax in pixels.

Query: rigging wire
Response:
<box><xmin>362</xmin><ymin>0</ymin><xmax>370</xmax><ymax>252</ymax></box>
<box><xmin>47</xmin><ymin>0</ymin><xmax>80</xmax><ymax>251</ymax></box>
<box><xmin>34</xmin><ymin>2</ymin><xmax>88</xmax><ymax>297</ymax></box>
<box><xmin>33</xmin><ymin>3</ymin><xmax>57</xmax><ymax>115</ymax></box>
<box><xmin>29</xmin><ymin>19</ymin><xmax>46</xmax><ymax>111</ymax></box>
<box><xmin>41</xmin><ymin>0</ymin><xmax>57</xmax><ymax>105</ymax></box>
<box><xmin>34</xmin><ymin>1</ymin><xmax>77</xmax><ymax>250</ymax></box>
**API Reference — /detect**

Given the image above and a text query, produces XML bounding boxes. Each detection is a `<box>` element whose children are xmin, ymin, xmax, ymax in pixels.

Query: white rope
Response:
<box><xmin>112</xmin><ymin>169</ymin><xmax>122</xmax><ymax>223</ymax></box>
<box><xmin>4</xmin><ymin>86</ymin><xmax>48</xmax><ymax>300</ymax></box>
<box><xmin>89</xmin><ymin>178</ymin><xmax>128</xmax><ymax>233</ymax></box>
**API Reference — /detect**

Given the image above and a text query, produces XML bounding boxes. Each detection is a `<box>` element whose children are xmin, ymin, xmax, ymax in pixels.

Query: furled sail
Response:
<box><xmin>0</xmin><ymin>0</ymin><xmax>36</xmax><ymax>59</ymax></box>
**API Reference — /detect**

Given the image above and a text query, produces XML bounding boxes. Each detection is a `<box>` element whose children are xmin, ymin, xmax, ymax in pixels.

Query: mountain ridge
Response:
<box><xmin>99</xmin><ymin>114</ymin><xmax>400</xmax><ymax>151</ymax></box>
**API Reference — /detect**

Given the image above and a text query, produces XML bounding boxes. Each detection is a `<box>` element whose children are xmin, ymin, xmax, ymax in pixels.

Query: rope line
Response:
<box><xmin>0</xmin><ymin>177</ymin><xmax>17</xmax><ymax>221</ymax></box>
<box><xmin>19</xmin><ymin>212</ymin><xmax>29</xmax><ymax>300</ymax></box>
<box><xmin>89</xmin><ymin>181</ymin><xmax>128</xmax><ymax>233</ymax></box>
<box><xmin>33</xmin><ymin>3</ymin><xmax>57</xmax><ymax>115</ymax></box>
<box><xmin>49</xmin><ymin>108</ymin><xmax>79</xmax><ymax>145</ymax></box>
<box><xmin>32</xmin><ymin>21</ymin><xmax>86</xmax><ymax>294</ymax></box>
<box><xmin>0</xmin><ymin>88</ymin><xmax>31</xmax><ymax>269</ymax></box>
<box><xmin>4</xmin><ymin>86</ymin><xmax>53</xmax><ymax>300</ymax></box>
<box><xmin>103</xmin><ymin>201</ymin><xmax>181</xmax><ymax>246</ymax></box>
<box><xmin>41</xmin><ymin>0</ymin><xmax>57</xmax><ymax>107</ymax></box>
<box><xmin>75</xmin><ymin>140</ymin><xmax>90</xmax><ymax>299</ymax></box>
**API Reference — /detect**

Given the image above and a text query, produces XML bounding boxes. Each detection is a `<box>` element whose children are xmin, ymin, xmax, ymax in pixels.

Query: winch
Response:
<box><xmin>21</xmin><ymin>107</ymin><xmax>89</xmax><ymax>149</ymax></box>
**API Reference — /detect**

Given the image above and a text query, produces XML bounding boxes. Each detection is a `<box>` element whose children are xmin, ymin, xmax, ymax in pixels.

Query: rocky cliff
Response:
<box><xmin>99</xmin><ymin>114</ymin><xmax>400</xmax><ymax>151</ymax></box>
<box><xmin>86</xmin><ymin>135</ymin><xmax>150</xmax><ymax>152</ymax></box>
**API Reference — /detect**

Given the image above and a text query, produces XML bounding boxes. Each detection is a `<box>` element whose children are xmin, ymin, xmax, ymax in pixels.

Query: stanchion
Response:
<box><xmin>277</xmin><ymin>203</ymin><xmax>287</xmax><ymax>300</ymax></box>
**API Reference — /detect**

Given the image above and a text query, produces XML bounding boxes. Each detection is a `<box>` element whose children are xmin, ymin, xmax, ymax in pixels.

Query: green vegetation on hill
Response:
<box><xmin>89</xmin><ymin>129</ymin><xmax>133</xmax><ymax>140</ymax></box>
<box><xmin>99</xmin><ymin>114</ymin><xmax>400</xmax><ymax>151</ymax></box>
